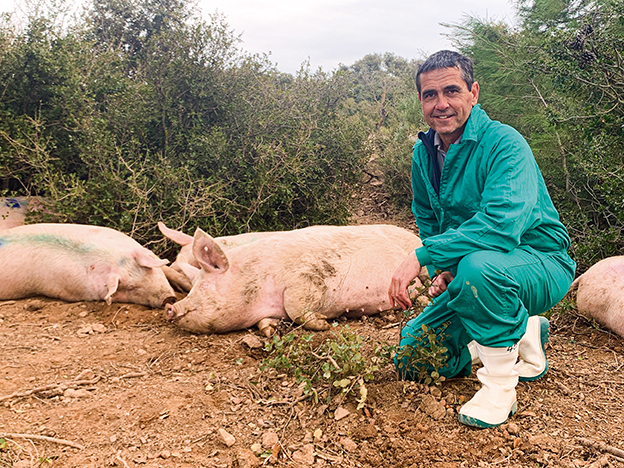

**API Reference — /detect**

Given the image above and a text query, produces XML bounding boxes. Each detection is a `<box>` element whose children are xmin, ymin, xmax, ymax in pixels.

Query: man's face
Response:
<box><xmin>418</xmin><ymin>66</ymin><xmax>479</xmax><ymax>148</ymax></box>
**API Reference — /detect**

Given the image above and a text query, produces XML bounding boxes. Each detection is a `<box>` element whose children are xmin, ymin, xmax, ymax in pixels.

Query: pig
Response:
<box><xmin>0</xmin><ymin>197</ymin><xmax>45</xmax><ymax>230</ymax></box>
<box><xmin>157</xmin><ymin>221</ymin><xmax>283</xmax><ymax>280</ymax></box>
<box><xmin>572</xmin><ymin>255</ymin><xmax>624</xmax><ymax>338</ymax></box>
<box><xmin>0</xmin><ymin>223</ymin><xmax>176</xmax><ymax>308</ymax></box>
<box><xmin>165</xmin><ymin>224</ymin><xmax>426</xmax><ymax>336</ymax></box>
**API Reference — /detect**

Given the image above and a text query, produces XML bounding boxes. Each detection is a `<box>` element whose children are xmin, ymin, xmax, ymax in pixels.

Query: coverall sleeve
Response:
<box><xmin>420</xmin><ymin>130</ymin><xmax>539</xmax><ymax>271</ymax></box>
<box><xmin>410</xmin><ymin>155</ymin><xmax>440</xmax><ymax>241</ymax></box>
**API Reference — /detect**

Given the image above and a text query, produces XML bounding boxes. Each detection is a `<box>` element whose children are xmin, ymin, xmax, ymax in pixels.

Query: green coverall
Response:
<box><xmin>396</xmin><ymin>105</ymin><xmax>576</xmax><ymax>380</ymax></box>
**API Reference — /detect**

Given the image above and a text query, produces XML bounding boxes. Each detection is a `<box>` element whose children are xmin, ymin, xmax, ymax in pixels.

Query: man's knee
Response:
<box><xmin>450</xmin><ymin>251</ymin><xmax>506</xmax><ymax>294</ymax></box>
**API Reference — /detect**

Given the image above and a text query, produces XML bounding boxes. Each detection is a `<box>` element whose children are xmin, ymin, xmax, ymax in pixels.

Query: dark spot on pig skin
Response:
<box><xmin>242</xmin><ymin>279</ymin><xmax>260</xmax><ymax>305</ymax></box>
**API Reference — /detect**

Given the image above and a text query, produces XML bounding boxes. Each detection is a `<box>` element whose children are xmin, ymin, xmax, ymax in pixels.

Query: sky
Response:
<box><xmin>0</xmin><ymin>0</ymin><xmax>518</xmax><ymax>74</ymax></box>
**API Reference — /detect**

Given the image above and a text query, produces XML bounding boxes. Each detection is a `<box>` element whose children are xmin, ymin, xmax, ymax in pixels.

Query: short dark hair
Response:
<box><xmin>416</xmin><ymin>50</ymin><xmax>474</xmax><ymax>93</ymax></box>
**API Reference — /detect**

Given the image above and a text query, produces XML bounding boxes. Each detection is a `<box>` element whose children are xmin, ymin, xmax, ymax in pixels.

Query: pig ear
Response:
<box><xmin>192</xmin><ymin>228</ymin><xmax>229</xmax><ymax>273</ymax></box>
<box><xmin>158</xmin><ymin>222</ymin><xmax>194</xmax><ymax>247</ymax></box>
<box><xmin>104</xmin><ymin>273</ymin><xmax>121</xmax><ymax>305</ymax></box>
<box><xmin>179</xmin><ymin>262</ymin><xmax>201</xmax><ymax>282</ymax></box>
<box><xmin>133</xmin><ymin>248</ymin><xmax>169</xmax><ymax>269</ymax></box>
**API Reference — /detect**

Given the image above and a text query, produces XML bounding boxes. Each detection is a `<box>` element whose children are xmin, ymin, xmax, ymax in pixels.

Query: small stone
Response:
<box><xmin>302</xmin><ymin>431</ymin><xmax>313</xmax><ymax>443</ymax></box>
<box><xmin>219</xmin><ymin>429</ymin><xmax>236</xmax><ymax>447</ymax></box>
<box><xmin>262</xmin><ymin>431</ymin><xmax>279</xmax><ymax>449</ymax></box>
<box><xmin>64</xmin><ymin>388</ymin><xmax>90</xmax><ymax>398</ymax></box>
<box><xmin>242</xmin><ymin>335</ymin><xmax>264</xmax><ymax>349</ymax></box>
<box><xmin>339</xmin><ymin>437</ymin><xmax>357</xmax><ymax>452</ymax></box>
<box><xmin>334</xmin><ymin>407</ymin><xmax>350</xmax><ymax>421</ymax></box>
<box><xmin>352</xmin><ymin>424</ymin><xmax>377</xmax><ymax>439</ymax></box>
<box><xmin>420</xmin><ymin>394</ymin><xmax>446</xmax><ymax>420</ymax></box>
<box><xmin>313</xmin><ymin>429</ymin><xmax>323</xmax><ymax>442</ymax></box>
<box><xmin>77</xmin><ymin>325</ymin><xmax>93</xmax><ymax>335</ymax></box>
<box><xmin>25</xmin><ymin>300</ymin><xmax>46</xmax><ymax>311</ymax></box>
<box><xmin>292</xmin><ymin>444</ymin><xmax>315</xmax><ymax>466</ymax></box>
<box><xmin>430</xmin><ymin>386</ymin><xmax>442</xmax><ymax>399</ymax></box>
<box><xmin>236</xmin><ymin>448</ymin><xmax>260</xmax><ymax>468</ymax></box>
<box><xmin>110</xmin><ymin>435</ymin><xmax>117</xmax><ymax>443</ymax></box>
<box><xmin>76</xmin><ymin>369</ymin><xmax>96</xmax><ymax>380</ymax></box>
<box><xmin>91</xmin><ymin>323</ymin><xmax>106</xmax><ymax>333</ymax></box>
<box><xmin>79</xmin><ymin>311</ymin><xmax>89</xmax><ymax>318</ymax></box>
<box><xmin>159</xmin><ymin>450</ymin><xmax>171</xmax><ymax>459</ymax></box>
<box><xmin>506</xmin><ymin>422</ymin><xmax>520</xmax><ymax>435</ymax></box>
<box><xmin>250</xmin><ymin>443</ymin><xmax>263</xmax><ymax>455</ymax></box>
<box><xmin>137</xmin><ymin>349</ymin><xmax>147</xmax><ymax>355</ymax></box>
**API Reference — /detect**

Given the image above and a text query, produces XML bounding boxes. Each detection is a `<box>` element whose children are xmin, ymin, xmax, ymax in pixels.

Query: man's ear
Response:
<box><xmin>470</xmin><ymin>81</ymin><xmax>479</xmax><ymax>105</ymax></box>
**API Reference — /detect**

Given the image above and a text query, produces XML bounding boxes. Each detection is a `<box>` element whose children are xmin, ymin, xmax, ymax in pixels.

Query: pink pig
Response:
<box><xmin>157</xmin><ymin>221</ymin><xmax>283</xmax><ymax>281</ymax></box>
<box><xmin>0</xmin><ymin>197</ymin><xmax>46</xmax><ymax>231</ymax></box>
<box><xmin>165</xmin><ymin>224</ymin><xmax>426</xmax><ymax>336</ymax></box>
<box><xmin>572</xmin><ymin>255</ymin><xmax>624</xmax><ymax>338</ymax></box>
<box><xmin>0</xmin><ymin>223</ymin><xmax>176</xmax><ymax>308</ymax></box>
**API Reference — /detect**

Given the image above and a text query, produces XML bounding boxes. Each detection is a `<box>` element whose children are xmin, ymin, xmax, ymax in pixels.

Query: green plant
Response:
<box><xmin>261</xmin><ymin>325</ymin><xmax>390</xmax><ymax>408</ymax></box>
<box><xmin>394</xmin><ymin>322</ymin><xmax>450</xmax><ymax>386</ymax></box>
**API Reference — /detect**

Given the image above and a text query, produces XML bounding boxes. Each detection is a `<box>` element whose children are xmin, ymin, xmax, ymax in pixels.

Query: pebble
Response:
<box><xmin>218</xmin><ymin>429</ymin><xmax>236</xmax><ymax>447</ymax></box>
<box><xmin>339</xmin><ymin>437</ymin><xmax>357</xmax><ymax>452</ymax></box>
<box><xmin>506</xmin><ymin>422</ymin><xmax>520</xmax><ymax>435</ymax></box>
<box><xmin>63</xmin><ymin>388</ymin><xmax>91</xmax><ymax>398</ymax></box>
<box><xmin>262</xmin><ymin>431</ymin><xmax>279</xmax><ymax>449</ymax></box>
<box><xmin>292</xmin><ymin>444</ymin><xmax>315</xmax><ymax>466</ymax></box>
<box><xmin>242</xmin><ymin>335</ymin><xmax>264</xmax><ymax>349</ymax></box>
<box><xmin>334</xmin><ymin>407</ymin><xmax>350</xmax><ymax>421</ymax></box>
<box><xmin>420</xmin><ymin>394</ymin><xmax>446</xmax><ymax>420</ymax></box>
<box><xmin>236</xmin><ymin>448</ymin><xmax>260</xmax><ymax>467</ymax></box>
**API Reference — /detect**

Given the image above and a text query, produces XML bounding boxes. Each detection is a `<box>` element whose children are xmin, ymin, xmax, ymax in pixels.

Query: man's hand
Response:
<box><xmin>429</xmin><ymin>271</ymin><xmax>454</xmax><ymax>298</ymax></box>
<box><xmin>388</xmin><ymin>251</ymin><xmax>421</xmax><ymax>310</ymax></box>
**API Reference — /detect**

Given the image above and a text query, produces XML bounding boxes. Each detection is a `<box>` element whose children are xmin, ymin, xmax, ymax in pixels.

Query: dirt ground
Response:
<box><xmin>1</xmin><ymin>186</ymin><xmax>624</xmax><ymax>468</ymax></box>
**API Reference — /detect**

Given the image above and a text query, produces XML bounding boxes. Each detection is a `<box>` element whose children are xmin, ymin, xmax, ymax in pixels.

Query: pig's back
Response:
<box><xmin>576</xmin><ymin>256</ymin><xmax>624</xmax><ymax>337</ymax></box>
<box><xmin>236</xmin><ymin>224</ymin><xmax>422</xmax><ymax>317</ymax></box>
<box><xmin>0</xmin><ymin>228</ymin><xmax>111</xmax><ymax>301</ymax></box>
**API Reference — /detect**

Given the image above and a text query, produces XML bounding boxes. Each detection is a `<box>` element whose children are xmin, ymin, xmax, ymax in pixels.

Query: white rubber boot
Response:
<box><xmin>458</xmin><ymin>344</ymin><xmax>519</xmax><ymax>428</ymax></box>
<box><xmin>467</xmin><ymin>341</ymin><xmax>480</xmax><ymax>365</ymax></box>
<box><xmin>515</xmin><ymin>316</ymin><xmax>549</xmax><ymax>382</ymax></box>
<box><xmin>466</xmin><ymin>316</ymin><xmax>549</xmax><ymax>381</ymax></box>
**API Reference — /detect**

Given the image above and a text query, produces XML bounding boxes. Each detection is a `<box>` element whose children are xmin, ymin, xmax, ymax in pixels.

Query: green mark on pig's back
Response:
<box><xmin>1</xmin><ymin>233</ymin><xmax>97</xmax><ymax>256</ymax></box>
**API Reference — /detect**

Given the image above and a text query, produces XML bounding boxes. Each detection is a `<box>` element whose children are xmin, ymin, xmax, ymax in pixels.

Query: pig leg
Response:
<box><xmin>299</xmin><ymin>311</ymin><xmax>330</xmax><ymax>331</ymax></box>
<box><xmin>283</xmin><ymin>285</ymin><xmax>331</xmax><ymax>331</ymax></box>
<box><xmin>161</xmin><ymin>265</ymin><xmax>193</xmax><ymax>292</ymax></box>
<box><xmin>257</xmin><ymin>318</ymin><xmax>281</xmax><ymax>337</ymax></box>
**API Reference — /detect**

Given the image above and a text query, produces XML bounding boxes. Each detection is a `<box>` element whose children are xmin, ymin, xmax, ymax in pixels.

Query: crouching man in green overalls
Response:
<box><xmin>388</xmin><ymin>50</ymin><xmax>576</xmax><ymax>429</ymax></box>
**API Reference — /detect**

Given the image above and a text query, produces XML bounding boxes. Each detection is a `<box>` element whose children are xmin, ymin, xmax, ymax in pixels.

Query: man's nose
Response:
<box><xmin>435</xmin><ymin>95</ymin><xmax>450</xmax><ymax>109</ymax></box>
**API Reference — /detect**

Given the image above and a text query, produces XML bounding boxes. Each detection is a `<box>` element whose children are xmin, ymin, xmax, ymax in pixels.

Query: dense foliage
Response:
<box><xmin>449</xmin><ymin>0</ymin><xmax>624</xmax><ymax>270</ymax></box>
<box><xmin>1</xmin><ymin>0</ymin><xmax>622</xmax><ymax>270</ymax></box>
<box><xmin>0</xmin><ymin>0</ymin><xmax>367</xmax><ymax>254</ymax></box>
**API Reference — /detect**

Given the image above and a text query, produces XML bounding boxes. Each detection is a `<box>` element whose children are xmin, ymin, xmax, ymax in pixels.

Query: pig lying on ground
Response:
<box><xmin>571</xmin><ymin>255</ymin><xmax>624</xmax><ymax>338</ymax></box>
<box><xmin>165</xmin><ymin>224</ymin><xmax>426</xmax><ymax>336</ymax></box>
<box><xmin>157</xmin><ymin>222</ymin><xmax>283</xmax><ymax>285</ymax></box>
<box><xmin>0</xmin><ymin>223</ymin><xmax>176</xmax><ymax>308</ymax></box>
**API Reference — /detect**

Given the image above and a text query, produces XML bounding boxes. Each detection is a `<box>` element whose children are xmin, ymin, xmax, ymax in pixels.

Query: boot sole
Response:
<box><xmin>519</xmin><ymin>316</ymin><xmax>549</xmax><ymax>382</ymax></box>
<box><xmin>457</xmin><ymin>401</ymin><xmax>518</xmax><ymax>429</ymax></box>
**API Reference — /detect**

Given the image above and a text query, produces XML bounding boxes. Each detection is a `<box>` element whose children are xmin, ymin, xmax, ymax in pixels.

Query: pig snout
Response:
<box><xmin>165</xmin><ymin>302</ymin><xmax>188</xmax><ymax>323</ymax></box>
<box><xmin>162</xmin><ymin>295</ymin><xmax>177</xmax><ymax>308</ymax></box>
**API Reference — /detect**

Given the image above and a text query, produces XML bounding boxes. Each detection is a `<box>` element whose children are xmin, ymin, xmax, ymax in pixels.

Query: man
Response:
<box><xmin>388</xmin><ymin>50</ymin><xmax>576</xmax><ymax>429</ymax></box>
